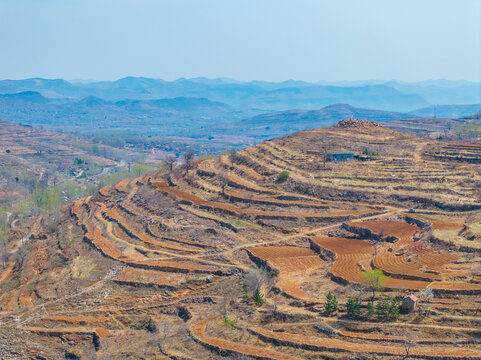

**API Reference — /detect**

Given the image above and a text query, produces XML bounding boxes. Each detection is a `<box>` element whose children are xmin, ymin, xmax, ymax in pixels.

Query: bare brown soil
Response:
<box><xmin>1</xmin><ymin>121</ymin><xmax>480</xmax><ymax>359</ymax></box>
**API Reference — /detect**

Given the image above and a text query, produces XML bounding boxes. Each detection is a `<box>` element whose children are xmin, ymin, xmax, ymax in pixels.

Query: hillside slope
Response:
<box><xmin>0</xmin><ymin>120</ymin><xmax>480</xmax><ymax>359</ymax></box>
<box><xmin>0</xmin><ymin>121</ymin><xmax>143</xmax><ymax>229</ymax></box>
<box><xmin>0</xmin><ymin>121</ymin><xmax>120</xmax><ymax>190</ymax></box>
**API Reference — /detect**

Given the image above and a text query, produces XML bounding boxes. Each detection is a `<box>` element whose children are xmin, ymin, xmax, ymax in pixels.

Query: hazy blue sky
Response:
<box><xmin>0</xmin><ymin>0</ymin><xmax>480</xmax><ymax>82</ymax></box>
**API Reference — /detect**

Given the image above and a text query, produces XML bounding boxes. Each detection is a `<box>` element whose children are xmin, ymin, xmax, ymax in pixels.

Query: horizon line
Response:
<box><xmin>0</xmin><ymin>76</ymin><xmax>479</xmax><ymax>85</ymax></box>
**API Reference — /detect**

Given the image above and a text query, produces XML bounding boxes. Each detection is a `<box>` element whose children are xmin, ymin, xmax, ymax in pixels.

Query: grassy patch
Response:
<box><xmin>416</xmin><ymin>213</ymin><xmax>436</xmax><ymax>218</ymax></box>
<box><xmin>222</xmin><ymin>218</ymin><xmax>260</xmax><ymax>229</ymax></box>
<box><xmin>433</xmin><ymin>229</ymin><xmax>481</xmax><ymax>248</ymax></box>
<box><xmin>469</xmin><ymin>222</ymin><xmax>481</xmax><ymax>235</ymax></box>
<box><xmin>433</xmin><ymin>229</ymin><xmax>458</xmax><ymax>242</ymax></box>
<box><xmin>221</xmin><ymin>316</ymin><xmax>237</xmax><ymax>327</ymax></box>
<box><xmin>456</xmin><ymin>239</ymin><xmax>481</xmax><ymax>249</ymax></box>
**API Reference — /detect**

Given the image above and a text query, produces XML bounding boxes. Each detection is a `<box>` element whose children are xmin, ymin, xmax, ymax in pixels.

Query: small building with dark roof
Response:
<box><xmin>326</xmin><ymin>153</ymin><xmax>354</xmax><ymax>162</ymax></box>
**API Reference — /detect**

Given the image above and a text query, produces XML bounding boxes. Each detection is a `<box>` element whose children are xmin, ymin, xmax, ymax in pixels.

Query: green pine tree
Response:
<box><xmin>366</xmin><ymin>300</ymin><xmax>375</xmax><ymax>318</ymax></box>
<box><xmin>375</xmin><ymin>299</ymin><xmax>389</xmax><ymax>320</ymax></box>
<box><xmin>388</xmin><ymin>298</ymin><xmax>400</xmax><ymax>320</ymax></box>
<box><xmin>346</xmin><ymin>298</ymin><xmax>361</xmax><ymax>318</ymax></box>
<box><xmin>324</xmin><ymin>292</ymin><xmax>338</xmax><ymax>315</ymax></box>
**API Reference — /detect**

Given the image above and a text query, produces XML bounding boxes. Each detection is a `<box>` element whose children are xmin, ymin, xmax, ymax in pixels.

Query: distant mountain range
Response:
<box><xmin>1</xmin><ymin>77</ymin><xmax>479</xmax><ymax>113</ymax></box>
<box><xmin>409</xmin><ymin>104</ymin><xmax>481</xmax><ymax>118</ymax></box>
<box><xmin>0</xmin><ymin>77</ymin><xmax>480</xmax><ymax>146</ymax></box>
<box><xmin>1</xmin><ymin>89</ymin><xmax>481</xmax><ymax>141</ymax></box>
<box><xmin>0</xmin><ymin>91</ymin><xmax>250</xmax><ymax>136</ymax></box>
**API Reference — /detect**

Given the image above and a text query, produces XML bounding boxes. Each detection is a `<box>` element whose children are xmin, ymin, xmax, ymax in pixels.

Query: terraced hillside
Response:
<box><xmin>0</xmin><ymin>119</ymin><xmax>480</xmax><ymax>359</ymax></box>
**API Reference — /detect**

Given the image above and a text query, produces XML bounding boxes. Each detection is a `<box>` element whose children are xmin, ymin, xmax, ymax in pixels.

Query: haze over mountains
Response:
<box><xmin>0</xmin><ymin>77</ymin><xmax>480</xmax><ymax>142</ymax></box>
<box><xmin>0</xmin><ymin>91</ymin><xmax>244</xmax><ymax>136</ymax></box>
<box><xmin>1</xmin><ymin>77</ymin><xmax>479</xmax><ymax>110</ymax></box>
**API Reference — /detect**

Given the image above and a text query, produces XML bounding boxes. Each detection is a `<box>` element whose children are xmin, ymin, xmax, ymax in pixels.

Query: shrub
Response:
<box><xmin>253</xmin><ymin>288</ymin><xmax>264</xmax><ymax>305</ymax></box>
<box><xmin>197</xmin><ymin>153</ymin><xmax>216</xmax><ymax>160</ymax></box>
<box><xmin>277</xmin><ymin>170</ymin><xmax>290</xmax><ymax>182</ymax></box>
<box><xmin>314</xmin><ymin>324</ymin><xmax>336</xmax><ymax>337</ymax></box>
<box><xmin>5</xmin><ymin>149</ymin><xmax>10</xmax><ymax>154</ymax></box>
<box><xmin>131</xmin><ymin>162</ymin><xmax>153</xmax><ymax>177</ymax></box>
<box><xmin>223</xmin><ymin>317</ymin><xmax>236</xmax><ymax>327</ymax></box>
<box><xmin>362</xmin><ymin>148</ymin><xmax>379</xmax><ymax>156</ymax></box>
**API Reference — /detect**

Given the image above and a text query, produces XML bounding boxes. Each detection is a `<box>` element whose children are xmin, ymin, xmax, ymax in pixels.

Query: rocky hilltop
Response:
<box><xmin>334</xmin><ymin>118</ymin><xmax>384</xmax><ymax>128</ymax></box>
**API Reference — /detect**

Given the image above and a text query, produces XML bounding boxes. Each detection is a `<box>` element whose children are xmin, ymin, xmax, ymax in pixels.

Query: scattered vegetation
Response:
<box><xmin>375</xmin><ymin>298</ymin><xmax>400</xmax><ymax>321</ymax></box>
<box><xmin>362</xmin><ymin>148</ymin><xmax>379</xmax><ymax>156</ymax></box>
<box><xmin>2</xmin><ymin>119</ymin><xmax>481</xmax><ymax>359</ymax></box>
<box><xmin>277</xmin><ymin>170</ymin><xmax>290</xmax><ymax>182</ymax></box>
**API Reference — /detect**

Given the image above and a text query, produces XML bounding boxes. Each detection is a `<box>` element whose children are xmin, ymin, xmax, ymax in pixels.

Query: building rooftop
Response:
<box><xmin>327</xmin><ymin>152</ymin><xmax>354</xmax><ymax>155</ymax></box>
<box><xmin>404</xmin><ymin>294</ymin><xmax>418</xmax><ymax>302</ymax></box>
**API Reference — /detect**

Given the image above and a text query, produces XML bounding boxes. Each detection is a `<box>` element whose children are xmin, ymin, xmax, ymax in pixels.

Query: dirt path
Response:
<box><xmin>413</xmin><ymin>142</ymin><xmax>426</xmax><ymax>163</ymax></box>
<box><xmin>0</xmin><ymin>263</ymin><xmax>14</xmax><ymax>283</ymax></box>
<box><xmin>1</xmin><ymin>265</ymin><xmax>125</xmax><ymax>328</ymax></box>
<box><xmin>270</xmin><ymin>317</ymin><xmax>481</xmax><ymax>334</ymax></box>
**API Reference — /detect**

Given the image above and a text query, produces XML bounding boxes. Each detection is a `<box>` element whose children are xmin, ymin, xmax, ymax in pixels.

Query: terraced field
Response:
<box><xmin>246</xmin><ymin>246</ymin><xmax>324</xmax><ymax>302</ymax></box>
<box><xmin>1</xmin><ymin>120</ymin><xmax>480</xmax><ymax>359</ymax></box>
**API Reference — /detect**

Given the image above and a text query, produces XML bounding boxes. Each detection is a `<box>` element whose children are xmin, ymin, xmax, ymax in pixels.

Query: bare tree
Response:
<box><xmin>12</xmin><ymin>246</ymin><xmax>28</xmax><ymax>270</ymax></box>
<box><xmin>182</xmin><ymin>151</ymin><xmax>195</xmax><ymax>175</ymax></box>
<box><xmin>165</xmin><ymin>155</ymin><xmax>176</xmax><ymax>174</ymax></box>
<box><xmin>352</xmin><ymin>284</ymin><xmax>365</xmax><ymax>304</ymax></box>
<box><xmin>403</xmin><ymin>331</ymin><xmax>416</xmax><ymax>359</ymax></box>
<box><xmin>244</xmin><ymin>268</ymin><xmax>266</xmax><ymax>294</ymax></box>
<box><xmin>418</xmin><ymin>288</ymin><xmax>433</xmax><ymax>318</ymax></box>
<box><xmin>321</xmin><ymin>143</ymin><xmax>328</xmax><ymax>168</ymax></box>
<box><xmin>228</xmin><ymin>150</ymin><xmax>237</xmax><ymax>167</ymax></box>
<box><xmin>218</xmin><ymin>173</ymin><xmax>229</xmax><ymax>196</ymax></box>
<box><xmin>217</xmin><ymin>280</ymin><xmax>236</xmax><ymax>323</ymax></box>
<box><xmin>378</xmin><ymin>227</ymin><xmax>385</xmax><ymax>239</ymax></box>
<box><xmin>471</xmin><ymin>263</ymin><xmax>481</xmax><ymax>282</ymax></box>
<box><xmin>0</xmin><ymin>213</ymin><xmax>10</xmax><ymax>268</ymax></box>
<box><xmin>0</xmin><ymin>240</ymin><xmax>7</xmax><ymax>268</ymax></box>
<box><xmin>157</xmin><ymin>319</ymin><xmax>174</xmax><ymax>353</ymax></box>
<box><xmin>471</xmin><ymin>267</ymin><xmax>481</xmax><ymax>316</ymax></box>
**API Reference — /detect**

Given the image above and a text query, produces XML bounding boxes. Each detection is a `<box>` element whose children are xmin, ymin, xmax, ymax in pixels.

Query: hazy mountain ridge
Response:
<box><xmin>409</xmin><ymin>103</ymin><xmax>481</xmax><ymax>119</ymax></box>
<box><xmin>2</xmin><ymin>91</ymin><xmax>480</xmax><ymax>141</ymax></box>
<box><xmin>1</xmin><ymin>77</ymin><xmax>479</xmax><ymax>112</ymax></box>
<box><xmin>0</xmin><ymin>91</ymin><xmax>247</xmax><ymax>134</ymax></box>
<box><xmin>224</xmin><ymin>104</ymin><xmax>414</xmax><ymax>137</ymax></box>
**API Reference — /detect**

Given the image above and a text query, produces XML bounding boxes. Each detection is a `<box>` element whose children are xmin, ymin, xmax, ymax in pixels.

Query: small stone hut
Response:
<box><xmin>402</xmin><ymin>294</ymin><xmax>418</xmax><ymax>313</ymax></box>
